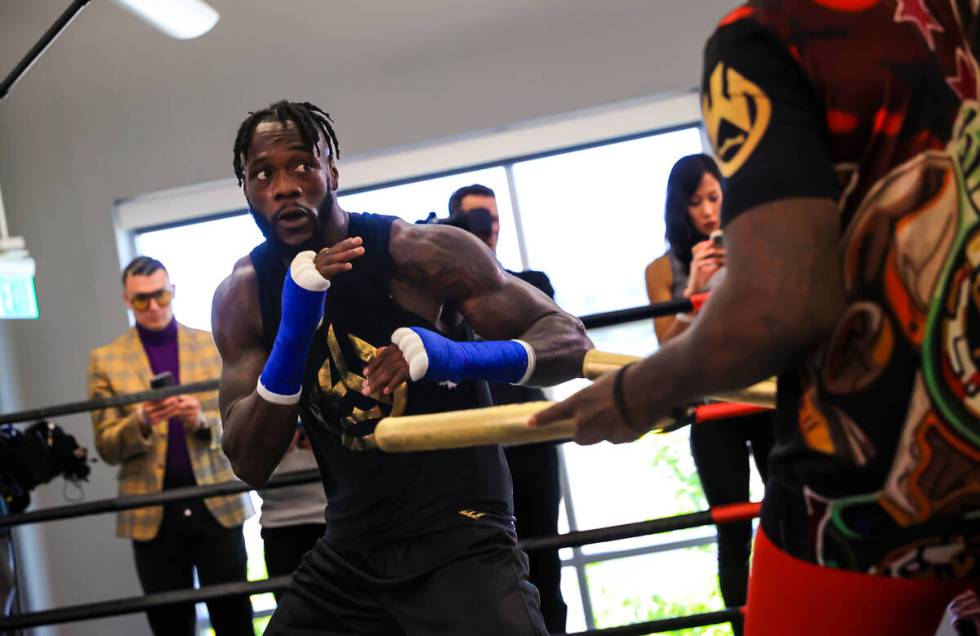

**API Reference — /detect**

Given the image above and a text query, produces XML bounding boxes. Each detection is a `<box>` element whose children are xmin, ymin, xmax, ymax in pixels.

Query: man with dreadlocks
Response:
<box><xmin>212</xmin><ymin>100</ymin><xmax>592</xmax><ymax>635</ymax></box>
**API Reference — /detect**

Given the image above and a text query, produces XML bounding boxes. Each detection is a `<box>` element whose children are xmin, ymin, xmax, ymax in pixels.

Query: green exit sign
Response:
<box><xmin>0</xmin><ymin>273</ymin><xmax>38</xmax><ymax>319</ymax></box>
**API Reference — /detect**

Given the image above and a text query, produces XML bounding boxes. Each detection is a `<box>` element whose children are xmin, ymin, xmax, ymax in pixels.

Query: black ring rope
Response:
<box><xmin>521</xmin><ymin>510</ymin><xmax>715</xmax><ymax>552</ymax></box>
<box><xmin>578</xmin><ymin>297</ymin><xmax>695</xmax><ymax>330</ymax></box>
<box><xmin>0</xmin><ymin>576</ymin><xmax>291</xmax><ymax>631</ymax></box>
<box><xmin>0</xmin><ymin>471</ymin><xmax>758</xmax><ymax>540</ymax></box>
<box><xmin>0</xmin><ymin>379</ymin><xmax>219</xmax><ymax>425</ymax></box>
<box><xmin>565</xmin><ymin>608</ymin><xmax>743</xmax><ymax>635</ymax></box>
<box><xmin>0</xmin><ymin>469</ymin><xmax>320</xmax><ymax>529</ymax></box>
<box><xmin>0</xmin><ymin>296</ymin><xmax>698</xmax><ymax>426</ymax></box>
<box><xmin>0</xmin><ymin>572</ymin><xmax>740</xmax><ymax>633</ymax></box>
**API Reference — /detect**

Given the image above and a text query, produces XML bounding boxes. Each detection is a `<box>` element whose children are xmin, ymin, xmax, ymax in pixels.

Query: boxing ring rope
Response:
<box><xmin>694</xmin><ymin>402</ymin><xmax>770</xmax><ymax>422</ymax></box>
<box><xmin>0</xmin><ymin>578</ymin><xmax>741</xmax><ymax>633</ymax></box>
<box><xmin>567</xmin><ymin>608</ymin><xmax>744</xmax><ymax>635</ymax></box>
<box><xmin>520</xmin><ymin>502</ymin><xmax>761</xmax><ymax>552</ymax></box>
<box><xmin>0</xmin><ymin>379</ymin><xmax>219</xmax><ymax>426</ymax></box>
<box><xmin>576</xmin><ymin>293</ymin><xmax>708</xmax><ymax>330</ymax></box>
<box><xmin>0</xmin><ymin>451</ymin><xmax>759</xmax><ymax>538</ymax></box>
<box><xmin>0</xmin><ymin>502</ymin><xmax>760</xmax><ymax>631</ymax></box>
<box><xmin>0</xmin><ymin>469</ymin><xmax>322</xmax><ymax>529</ymax></box>
<box><xmin>652</xmin><ymin>402</ymin><xmax>770</xmax><ymax>435</ymax></box>
<box><xmin>0</xmin><ymin>293</ymin><xmax>721</xmax><ymax>427</ymax></box>
<box><xmin>0</xmin><ymin>576</ymin><xmax>292</xmax><ymax>631</ymax></box>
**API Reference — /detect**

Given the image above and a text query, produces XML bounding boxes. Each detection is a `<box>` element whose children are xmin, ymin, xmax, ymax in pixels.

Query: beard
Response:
<box><xmin>249</xmin><ymin>194</ymin><xmax>333</xmax><ymax>259</ymax></box>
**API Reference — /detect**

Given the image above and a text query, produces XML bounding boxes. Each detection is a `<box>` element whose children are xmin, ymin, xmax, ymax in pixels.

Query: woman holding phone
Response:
<box><xmin>644</xmin><ymin>154</ymin><xmax>773</xmax><ymax>634</ymax></box>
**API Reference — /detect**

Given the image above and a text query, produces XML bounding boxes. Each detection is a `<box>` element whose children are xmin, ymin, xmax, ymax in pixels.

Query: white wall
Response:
<box><xmin>0</xmin><ymin>1</ymin><xmax>735</xmax><ymax>633</ymax></box>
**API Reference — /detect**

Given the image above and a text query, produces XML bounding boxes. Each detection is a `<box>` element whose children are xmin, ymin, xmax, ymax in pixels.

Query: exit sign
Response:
<box><xmin>0</xmin><ymin>273</ymin><xmax>38</xmax><ymax>319</ymax></box>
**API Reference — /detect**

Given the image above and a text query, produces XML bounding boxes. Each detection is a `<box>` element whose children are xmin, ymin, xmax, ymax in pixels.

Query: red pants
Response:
<box><xmin>746</xmin><ymin>528</ymin><xmax>975</xmax><ymax>635</ymax></box>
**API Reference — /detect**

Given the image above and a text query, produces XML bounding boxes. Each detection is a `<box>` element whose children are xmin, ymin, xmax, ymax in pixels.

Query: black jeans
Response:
<box><xmin>505</xmin><ymin>443</ymin><xmax>567</xmax><ymax>634</ymax></box>
<box><xmin>132</xmin><ymin>499</ymin><xmax>254</xmax><ymax>636</ymax></box>
<box><xmin>261</xmin><ymin>523</ymin><xmax>326</xmax><ymax>599</ymax></box>
<box><xmin>690</xmin><ymin>412</ymin><xmax>773</xmax><ymax>636</ymax></box>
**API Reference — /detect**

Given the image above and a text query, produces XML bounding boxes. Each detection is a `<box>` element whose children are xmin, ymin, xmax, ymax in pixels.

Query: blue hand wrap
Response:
<box><xmin>408</xmin><ymin>327</ymin><xmax>531</xmax><ymax>384</ymax></box>
<box><xmin>258</xmin><ymin>258</ymin><xmax>327</xmax><ymax>404</ymax></box>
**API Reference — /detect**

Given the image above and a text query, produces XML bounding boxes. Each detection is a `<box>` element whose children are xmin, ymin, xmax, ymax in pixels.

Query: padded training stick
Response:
<box><xmin>374</xmin><ymin>401</ymin><xmax>573</xmax><ymax>452</ymax></box>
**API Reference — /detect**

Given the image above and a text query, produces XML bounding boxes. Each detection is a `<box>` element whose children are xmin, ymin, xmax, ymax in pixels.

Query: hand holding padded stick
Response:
<box><xmin>582</xmin><ymin>350</ymin><xmax>776</xmax><ymax>407</ymax></box>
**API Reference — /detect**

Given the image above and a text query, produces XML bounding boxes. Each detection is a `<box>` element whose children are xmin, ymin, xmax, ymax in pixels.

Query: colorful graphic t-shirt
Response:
<box><xmin>702</xmin><ymin>0</ymin><xmax>979</xmax><ymax>578</ymax></box>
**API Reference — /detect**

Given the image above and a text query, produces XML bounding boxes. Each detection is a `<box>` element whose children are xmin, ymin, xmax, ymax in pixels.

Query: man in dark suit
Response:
<box><xmin>448</xmin><ymin>184</ymin><xmax>566</xmax><ymax>633</ymax></box>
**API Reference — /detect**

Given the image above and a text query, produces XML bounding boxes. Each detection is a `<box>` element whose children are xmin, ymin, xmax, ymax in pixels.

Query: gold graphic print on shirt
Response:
<box><xmin>800</xmin><ymin>103</ymin><xmax>980</xmax><ymax>574</ymax></box>
<box><xmin>702</xmin><ymin>62</ymin><xmax>772</xmax><ymax>178</ymax></box>
<box><xmin>317</xmin><ymin>325</ymin><xmax>407</xmax><ymax>451</ymax></box>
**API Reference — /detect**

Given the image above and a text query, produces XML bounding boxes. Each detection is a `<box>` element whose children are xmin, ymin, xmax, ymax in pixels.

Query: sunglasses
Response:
<box><xmin>130</xmin><ymin>287</ymin><xmax>173</xmax><ymax>311</ymax></box>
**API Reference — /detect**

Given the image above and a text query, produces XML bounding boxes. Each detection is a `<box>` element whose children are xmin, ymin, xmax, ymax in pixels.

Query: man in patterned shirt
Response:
<box><xmin>535</xmin><ymin>1</ymin><xmax>979</xmax><ymax>633</ymax></box>
<box><xmin>89</xmin><ymin>257</ymin><xmax>254</xmax><ymax>635</ymax></box>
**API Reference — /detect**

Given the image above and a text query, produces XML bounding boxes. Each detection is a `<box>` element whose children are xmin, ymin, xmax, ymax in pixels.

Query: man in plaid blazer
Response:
<box><xmin>88</xmin><ymin>256</ymin><xmax>254</xmax><ymax>636</ymax></box>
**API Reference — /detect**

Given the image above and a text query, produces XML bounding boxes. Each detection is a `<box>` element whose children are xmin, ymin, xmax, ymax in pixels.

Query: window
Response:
<box><xmin>136</xmin><ymin>215</ymin><xmax>263</xmax><ymax>331</ymax></box>
<box><xmin>512</xmin><ymin>127</ymin><xmax>703</xmax><ymax>318</ymax></box>
<box><xmin>132</xmin><ymin>122</ymin><xmax>759</xmax><ymax>635</ymax></box>
<box><xmin>340</xmin><ymin>167</ymin><xmax>524</xmax><ymax>272</ymax></box>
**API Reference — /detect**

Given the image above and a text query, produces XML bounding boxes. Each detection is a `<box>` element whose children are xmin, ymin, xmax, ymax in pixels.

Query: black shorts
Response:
<box><xmin>265</xmin><ymin>523</ymin><xmax>548</xmax><ymax>636</ymax></box>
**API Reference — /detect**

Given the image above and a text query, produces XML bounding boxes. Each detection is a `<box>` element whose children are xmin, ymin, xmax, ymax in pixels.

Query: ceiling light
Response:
<box><xmin>111</xmin><ymin>0</ymin><xmax>219</xmax><ymax>40</ymax></box>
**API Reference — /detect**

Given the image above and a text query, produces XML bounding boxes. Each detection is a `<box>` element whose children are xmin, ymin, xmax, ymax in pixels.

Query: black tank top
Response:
<box><xmin>250</xmin><ymin>213</ymin><xmax>513</xmax><ymax>545</ymax></box>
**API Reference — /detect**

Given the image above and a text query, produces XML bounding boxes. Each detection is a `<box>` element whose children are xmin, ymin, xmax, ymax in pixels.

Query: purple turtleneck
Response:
<box><xmin>136</xmin><ymin>319</ymin><xmax>196</xmax><ymax>488</ymax></box>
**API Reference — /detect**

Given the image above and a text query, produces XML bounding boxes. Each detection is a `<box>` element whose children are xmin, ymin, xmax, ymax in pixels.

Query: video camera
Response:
<box><xmin>0</xmin><ymin>421</ymin><xmax>90</xmax><ymax>514</ymax></box>
<box><xmin>417</xmin><ymin>207</ymin><xmax>495</xmax><ymax>243</ymax></box>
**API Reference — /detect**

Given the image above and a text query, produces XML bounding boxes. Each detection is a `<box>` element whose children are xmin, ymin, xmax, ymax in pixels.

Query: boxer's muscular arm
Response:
<box><xmin>212</xmin><ymin>260</ymin><xmax>296</xmax><ymax>486</ymax></box>
<box><xmin>389</xmin><ymin>221</ymin><xmax>593</xmax><ymax>386</ymax></box>
<box><xmin>531</xmin><ymin>198</ymin><xmax>844</xmax><ymax>444</ymax></box>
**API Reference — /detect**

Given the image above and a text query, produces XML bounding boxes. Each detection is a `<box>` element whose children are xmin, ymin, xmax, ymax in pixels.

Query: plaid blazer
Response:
<box><xmin>88</xmin><ymin>323</ymin><xmax>253</xmax><ymax>540</ymax></box>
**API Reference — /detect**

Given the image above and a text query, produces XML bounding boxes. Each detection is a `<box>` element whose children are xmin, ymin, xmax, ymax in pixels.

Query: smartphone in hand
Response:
<box><xmin>150</xmin><ymin>371</ymin><xmax>175</xmax><ymax>390</ymax></box>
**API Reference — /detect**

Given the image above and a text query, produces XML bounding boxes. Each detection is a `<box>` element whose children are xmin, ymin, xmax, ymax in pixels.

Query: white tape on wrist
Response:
<box><xmin>256</xmin><ymin>379</ymin><xmax>302</xmax><ymax>406</ymax></box>
<box><xmin>291</xmin><ymin>250</ymin><xmax>331</xmax><ymax>292</ymax></box>
<box><xmin>391</xmin><ymin>327</ymin><xmax>429</xmax><ymax>382</ymax></box>
<box><xmin>513</xmin><ymin>339</ymin><xmax>536</xmax><ymax>386</ymax></box>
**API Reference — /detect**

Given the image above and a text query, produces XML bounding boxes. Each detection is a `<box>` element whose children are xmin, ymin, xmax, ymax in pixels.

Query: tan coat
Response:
<box><xmin>87</xmin><ymin>323</ymin><xmax>252</xmax><ymax>540</ymax></box>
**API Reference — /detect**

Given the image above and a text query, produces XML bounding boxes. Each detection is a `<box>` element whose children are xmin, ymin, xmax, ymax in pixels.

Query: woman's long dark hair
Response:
<box><xmin>664</xmin><ymin>154</ymin><xmax>724</xmax><ymax>268</ymax></box>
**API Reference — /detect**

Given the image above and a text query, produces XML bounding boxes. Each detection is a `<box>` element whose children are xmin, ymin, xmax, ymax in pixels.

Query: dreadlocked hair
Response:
<box><xmin>233</xmin><ymin>100</ymin><xmax>341</xmax><ymax>185</ymax></box>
